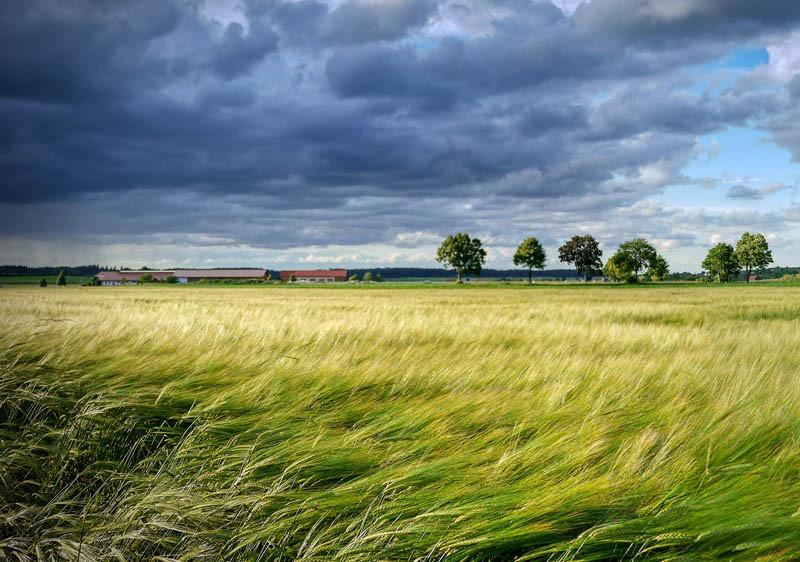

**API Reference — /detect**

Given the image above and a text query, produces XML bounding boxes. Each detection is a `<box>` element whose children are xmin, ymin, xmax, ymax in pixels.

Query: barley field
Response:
<box><xmin>2</xmin><ymin>285</ymin><xmax>800</xmax><ymax>561</ymax></box>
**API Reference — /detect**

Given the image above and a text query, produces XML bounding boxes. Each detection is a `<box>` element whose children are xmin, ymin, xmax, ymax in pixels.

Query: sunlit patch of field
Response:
<box><xmin>2</xmin><ymin>285</ymin><xmax>800</xmax><ymax>560</ymax></box>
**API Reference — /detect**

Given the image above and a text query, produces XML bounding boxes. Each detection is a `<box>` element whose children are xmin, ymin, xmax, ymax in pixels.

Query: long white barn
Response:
<box><xmin>96</xmin><ymin>269</ymin><xmax>266</xmax><ymax>285</ymax></box>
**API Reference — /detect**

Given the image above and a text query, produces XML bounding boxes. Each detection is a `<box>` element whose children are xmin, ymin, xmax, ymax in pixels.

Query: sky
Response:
<box><xmin>2</xmin><ymin>0</ymin><xmax>800</xmax><ymax>272</ymax></box>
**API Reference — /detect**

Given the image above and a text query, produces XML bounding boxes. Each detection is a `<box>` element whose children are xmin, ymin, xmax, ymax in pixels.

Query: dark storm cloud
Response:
<box><xmin>324</xmin><ymin>0</ymin><xmax>438</xmax><ymax>44</ymax></box>
<box><xmin>323</xmin><ymin>0</ymin><xmax>800</xmax><ymax>104</ymax></box>
<box><xmin>727</xmin><ymin>185</ymin><xmax>765</xmax><ymax>200</ymax></box>
<box><xmin>580</xmin><ymin>80</ymin><xmax>781</xmax><ymax>141</ymax></box>
<box><xmin>1</xmin><ymin>0</ymin><xmax>800</xmax><ymax>257</ymax></box>
<box><xmin>0</xmin><ymin>0</ymin><xmax>182</xmax><ymax>103</ymax></box>
<box><xmin>770</xmin><ymin>90</ymin><xmax>800</xmax><ymax>163</ymax></box>
<box><xmin>325</xmin><ymin>22</ymin><xmax>613</xmax><ymax>102</ymax></box>
<box><xmin>727</xmin><ymin>183</ymin><xmax>791</xmax><ymax>200</ymax></box>
<box><xmin>789</xmin><ymin>75</ymin><xmax>800</xmax><ymax>98</ymax></box>
<box><xmin>573</xmin><ymin>0</ymin><xmax>800</xmax><ymax>45</ymax></box>
<box><xmin>269</xmin><ymin>0</ymin><xmax>329</xmax><ymax>45</ymax></box>
<box><xmin>262</xmin><ymin>0</ymin><xmax>438</xmax><ymax>47</ymax></box>
<box><xmin>207</xmin><ymin>22</ymin><xmax>280</xmax><ymax>79</ymax></box>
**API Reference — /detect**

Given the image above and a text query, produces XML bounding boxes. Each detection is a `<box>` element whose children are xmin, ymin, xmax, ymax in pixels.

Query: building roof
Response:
<box><xmin>173</xmin><ymin>269</ymin><xmax>266</xmax><ymax>278</ymax></box>
<box><xmin>97</xmin><ymin>269</ymin><xmax>266</xmax><ymax>280</ymax></box>
<box><xmin>280</xmin><ymin>269</ymin><xmax>348</xmax><ymax>279</ymax></box>
<box><xmin>97</xmin><ymin>270</ymin><xmax>173</xmax><ymax>281</ymax></box>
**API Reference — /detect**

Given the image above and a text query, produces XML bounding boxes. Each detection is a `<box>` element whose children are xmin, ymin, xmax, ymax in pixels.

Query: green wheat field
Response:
<box><xmin>2</xmin><ymin>285</ymin><xmax>800</xmax><ymax>561</ymax></box>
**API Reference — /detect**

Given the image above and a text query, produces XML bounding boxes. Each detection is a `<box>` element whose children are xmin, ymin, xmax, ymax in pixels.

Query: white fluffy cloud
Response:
<box><xmin>767</xmin><ymin>31</ymin><xmax>800</xmax><ymax>82</ymax></box>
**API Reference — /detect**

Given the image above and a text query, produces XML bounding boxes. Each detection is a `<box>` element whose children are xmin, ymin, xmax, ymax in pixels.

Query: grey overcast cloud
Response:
<box><xmin>2</xmin><ymin>0</ymin><xmax>800</xmax><ymax>270</ymax></box>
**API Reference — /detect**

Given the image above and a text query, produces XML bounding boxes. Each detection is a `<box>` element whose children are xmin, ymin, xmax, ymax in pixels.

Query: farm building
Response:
<box><xmin>280</xmin><ymin>269</ymin><xmax>348</xmax><ymax>283</ymax></box>
<box><xmin>172</xmin><ymin>269</ymin><xmax>267</xmax><ymax>283</ymax></box>
<box><xmin>96</xmin><ymin>270</ymin><xmax>174</xmax><ymax>285</ymax></box>
<box><xmin>96</xmin><ymin>269</ymin><xmax>266</xmax><ymax>285</ymax></box>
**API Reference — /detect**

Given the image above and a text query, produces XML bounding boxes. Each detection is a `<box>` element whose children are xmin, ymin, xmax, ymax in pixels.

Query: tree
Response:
<box><xmin>164</xmin><ymin>275</ymin><xmax>178</xmax><ymax>284</ymax></box>
<box><xmin>513</xmin><ymin>236</ymin><xmax>547</xmax><ymax>285</ymax></box>
<box><xmin>290</xmin><ymin>274</ymin><xmax>297</xmax><ymax>283</ymax></box>
<box><xmin>603</xmin><ymin>252</ymin><xmax>635</xmax><ymax>283</ymax></box>
<box><xmin>603</xmin><ymin>238</ymin><xmax>663</xmax><ymax>283</ymax></box>
<box><xmin>648</xmin><ymin>255</ymin><xmax>670</xmax><ymax>282</ymax></box>
<box><xmin>616</xmin><ymin>238</ymin><xmax>658</xmax><ymax>282</ymax></box>
<box><xmin>374</xmin><ymin>273</ymin><xmax>383</xmax><ymax>282</ymax></box>
<box><xmin>735</xmin><ymin>232</ymin><xmax>773</xmax><ymax>282</ymax></box>
<box><xmin>603</xmin><ymin>238</ymin><xmax>666</xmax><ymax>283</ymax></box>
<box><xmin>558</xmin><ymin>235</ymin><xmax>603</xmax><ymax>282</ymax></box>
<box><xmin>349</xmin><ymin>273</ymin><xmax>360</xmax><ymax>282</ymax></box>
<box><xmin>138</xmin><ymin>273</ymin><xmax>154</xmax><ymax>283</ymax></box>
<box><xmin>363</xmin><ymin>271</ymin><xmax>373</xmax><ymax>282</ymax></box>
<box><xmin>702</xmin><ymin>243</ymin><xmax>740</xmax><ymax>283</ymax></box>
<box><xmin>56</xmin><ymin>270</ymin><xmax>67</xmax><ymax>286</ymax></box>
<box><xmin>436</xmin><ymin>233</ymin><xmax>487</xmax><ymax>283</ymax></box>
<box><xmin>39</xmin><ymin>278</ymin><xmax>47</xmax><ymax>287</ymax></box>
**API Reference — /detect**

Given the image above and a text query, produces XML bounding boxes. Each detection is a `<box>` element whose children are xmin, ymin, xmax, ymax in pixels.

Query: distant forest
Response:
<box><xmin>343</xmin><ymin>268</ymin><xmax>582</xmax><ymax>280</ymax></box>
<box><xmin>5</xmin><ymin>265</ymin><xmax>800</xmax><ymax>281</ymax></box>
<box><xmin>0</xmin><ymin>265</ymin><xmax>104</xmax><ymax>276</ymax></box>
<box><xmin>348</xmin><ymin>267</ymin><xmax>800</xmax><ymax>281</ymax></box>
<box><xmin>669</xmin><ymin>267</ymin><xmax>800</xmax><ymax>281</ymax></box>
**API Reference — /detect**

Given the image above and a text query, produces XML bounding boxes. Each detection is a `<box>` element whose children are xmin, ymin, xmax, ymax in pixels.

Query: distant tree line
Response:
<box><xmin>668</xmin><ymin>265</ymin><xmax>800</xmax><ymax>281</ymax></box>
<box><xmin>347</xmin><ymin>272</ymin><xmax>383</xmax><ymax>282</ymax></box>
<box><xmin>0</xmin><ymin>264</ymin><xmax>104</xmax><ymax>276</ymax></box>
<box><xmin>346</xmin><ymin>268</ymin><xmax>582</xmax><ymax>280</ymax></box>
<box><xmin>434</xmin><ymin>231</ymin><xmax>775</xmax><ymax>284</ymax></box>
<box><xmin>434</xmin><ymin>232</ymin><xmax>668</xmax><ymax>284</ymax></box>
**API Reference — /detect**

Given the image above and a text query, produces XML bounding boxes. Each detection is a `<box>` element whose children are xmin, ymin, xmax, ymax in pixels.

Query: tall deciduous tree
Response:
<box><xmin>605</xmin><ymin>238</ymin><xmax>669</xmax><ymax>283</ymax></box>
<box><xmin>648</xmin><ymin>255</ymin><xmax>670</xmax><ymax>282</ymax></box>
<box><xmin>603</xmin><ymin>251</ymin><xmax>635</xmax><ymax>283</ymax></box>
<box><xmin>56</xmin><ymin>270</ymin><xmax>67</xmax><ymax>286</ymax></box>
<box><xmin>617</xmin><ymin>238</ymin><xmax>658</xmax><ymax>282</ymax></box>
<box><xmin>436</xmin><ymin>233</ymin><xmax>487</xmax><ymax>283</ymax></box>
<box><xmin>558</xmin><ymin>235</ymin><xmax>603</xmax><ymax>282</ymax></box>
<box><xmin>735</xmin><ymin>232</ymin><xmax>773</xmax><ymax>282</ymax></box>
<box><xmin>513</xmin><ymin>237</ymin><xmax>546</xmax><ymax>285</ymax></box>
<box><xmin>702</xmin><ymin>243</ymin><xmax>740</xmax><ymax>283</ymax></box>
